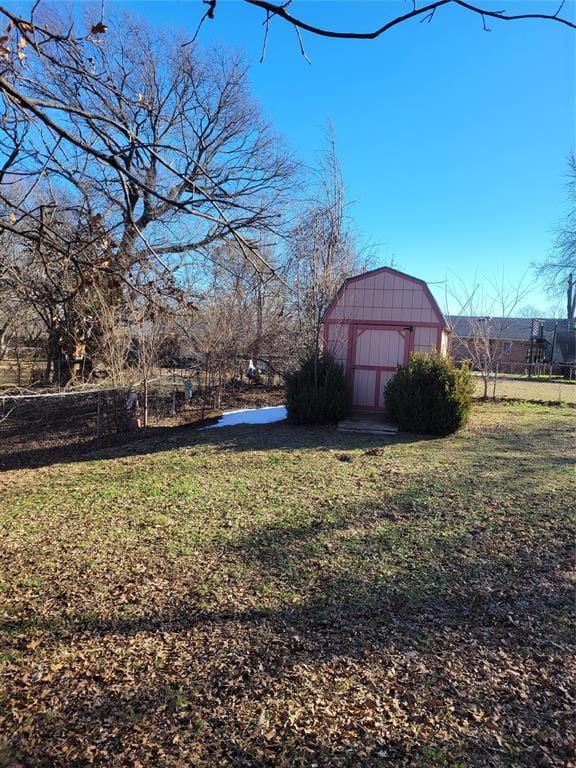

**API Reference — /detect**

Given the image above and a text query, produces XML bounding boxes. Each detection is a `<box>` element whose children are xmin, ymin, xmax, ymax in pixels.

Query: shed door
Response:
<box><xmin>351</xmin><ymin>325</ymin><xmax>409</xmax><ymax>409</ymax></box>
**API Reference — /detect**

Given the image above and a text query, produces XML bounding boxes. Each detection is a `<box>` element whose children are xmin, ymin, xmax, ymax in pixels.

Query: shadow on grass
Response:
<box><xmin>0</xmin><ymin>418</ymin><xmax>440</xmax><ymax>472</ymax></box>
<box><xmin>3</xmin><ymin>510</ymin><xmax>572</xmax><ymax>646</ymax></box>
<box><xmin>2</xmin><ymin>404</ymin><xmax>574</xmax><ymax>764</ymax></box>
<box><xmin>2</xmin><ymin>533</ymin><xmax>573</xmax><ymax>767</ymax></box>
<box><xmin>2</xmin><ymin>460</ymin><xmax>573</xmax><ymax>766</ymax></box>
<box><xmin>4</xmin><ymin>397</ymin><xmax>573</xmax><ymax>473</ymax></box>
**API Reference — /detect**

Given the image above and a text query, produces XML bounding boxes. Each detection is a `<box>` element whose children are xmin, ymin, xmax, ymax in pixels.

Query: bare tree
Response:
<box><xmin>0</xmin><ymin>190</ymin><xmax>122</xmax><ymax>384</ymax></box>
<box><xmin>0</xmin><ymin>8</ymin><xmax>294</xmax><ymax>260</ymax></box>
<box><xmin>448</xmin><ymin>274</ymin><xmax>534</xmax><ymax>398</ymax></box>
<box><xmin>518</xmin><ymin>303</ymin><xmax>563</xmax><ymax>320</ymax></box>
<box><xmin>1</xmin><ymin>0</ymin><xmax>571</xmax><ymax>162</ymax></box>
<box><xmin>0</xmin><ymin>276</ymin><xmax>44</xmax><ymax>390</ymax></box>
<box><xmin>187</xmin><ymin>242</ymin><xmax>290</xmax><ymax>402</ymax></box>
<box><xmin>0</xmin><ymin>294</ymin><xmax>35</xmax><ymax>365</ymax></box>
<box><xmin>0</xmin><ymin>232</ymin><xmax>19</xmax><ymax>362</ymax></box>
<box><xmin>537</xmin><ymin>153</ymin><xmax>576</xmax><ymax>328</ymax></box>
<box><xmin>287</xmin><ymin>129</ymin><xmax>360</xmax><ymax>359</ymax></box>
<box><xmin>123</xmin><ymin>295</ymin><xmax>179</xmax><ymax>427</ymax></box>
<box><xmin>0</xmin><ymin>12</ymin><xmax>295</xmax><ymax>384</ymax></box>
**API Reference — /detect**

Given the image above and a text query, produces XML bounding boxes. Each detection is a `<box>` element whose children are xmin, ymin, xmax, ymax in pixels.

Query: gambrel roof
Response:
<box><xmin>324</xmin><ymin>266</ymin><xmax>447</xmax><ymax>327</ymax></box>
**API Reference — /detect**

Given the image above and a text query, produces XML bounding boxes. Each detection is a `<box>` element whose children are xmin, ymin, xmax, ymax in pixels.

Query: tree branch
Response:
<box><xmin>241</xmin><ymin>0</ymin><xmax>575</xmax><ymax>40</ymax></box>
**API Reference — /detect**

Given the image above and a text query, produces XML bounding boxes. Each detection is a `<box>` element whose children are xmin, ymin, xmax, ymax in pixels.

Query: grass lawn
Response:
<box><xmin>473</xmin><ymin>376</ymin><xmax>576</xmax><ymax>404</ymax></box>
<box><xmin>0</xmin><ymin>402</ymin><xmax>574</xmax><ymax>767</ymax></box>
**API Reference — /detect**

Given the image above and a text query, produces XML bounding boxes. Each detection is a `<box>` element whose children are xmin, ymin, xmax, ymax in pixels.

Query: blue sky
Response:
<box><xmin>12</xmin><ymin>0</ymin><xmax>576</xmax><ymax>312</ymax></box>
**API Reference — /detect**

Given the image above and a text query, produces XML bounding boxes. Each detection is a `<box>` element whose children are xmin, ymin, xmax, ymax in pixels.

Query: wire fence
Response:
<box><xmin>0</xmin><ymin>373</ymin><xmax>227</xmax><ymax>444</ymax></box>
<box><xmin>453</xmin><ymin>360</ymin><xmax>576</xmax><ymax>379</ymax></box>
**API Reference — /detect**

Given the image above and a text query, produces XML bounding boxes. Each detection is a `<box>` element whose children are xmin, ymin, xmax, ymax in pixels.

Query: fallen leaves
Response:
<box><xmin>0</xmin><ymin>402</ymin><xmax>574</xmax><ymax>766</ymax></box>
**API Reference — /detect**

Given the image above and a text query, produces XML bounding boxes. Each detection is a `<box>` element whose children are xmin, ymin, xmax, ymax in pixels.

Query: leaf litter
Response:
<box><xmin>0</xmin><ymin>401</ymin><xmax>574</xmax><ymax>767</ymax></box>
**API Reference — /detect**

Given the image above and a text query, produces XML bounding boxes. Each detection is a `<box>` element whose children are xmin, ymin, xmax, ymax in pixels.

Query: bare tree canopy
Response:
<box><xmin>447</xmin><ymin>273</ymin><xmax>534</xmax><ymax>397</ymax></box>
<box><xmin>287</xmin><ymin>128</ymin><xmax>362</xmax><ymax>357</ymax></box>
<box><xmin>0</xmin><ymin>6</ymin><xmax>295</xmax><ymax>275</ymax></box>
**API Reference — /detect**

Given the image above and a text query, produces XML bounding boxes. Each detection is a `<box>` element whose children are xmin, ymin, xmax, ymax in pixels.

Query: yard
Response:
<box><xmin>0</xmin><ymin>401</ymin><xmax>574</xmax><ymax>767</ymax></box>
<box><xmin>474</xmin><ymin>375</ymin><xmax>576</xmax><ymax>404</ymax></box>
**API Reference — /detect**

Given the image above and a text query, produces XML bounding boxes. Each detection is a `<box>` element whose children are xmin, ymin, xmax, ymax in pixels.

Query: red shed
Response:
<box><xmin>324</xmin><ymin>267</ymin><xmax>449</xmax><ymax>410</ymax></box>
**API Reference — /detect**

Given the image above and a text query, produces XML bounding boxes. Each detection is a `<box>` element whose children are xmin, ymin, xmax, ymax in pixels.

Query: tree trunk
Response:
<box><xmin>0</xmin><ymin>322</ymin><xmax>13</xmax><ymax>361</ymax></box>
<box><xmin>51</xmin><ymin>320</ymin><xmax>97</xmax><ymax>386</ymax></box>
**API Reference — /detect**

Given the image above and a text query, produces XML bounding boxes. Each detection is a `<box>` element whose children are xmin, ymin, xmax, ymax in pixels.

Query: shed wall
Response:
<box><xmin>414</xmin><ymin>326</ymin><xmax>438</xmax><ymax>353</ymax></box>
<box><xmin>441</xmin><ymin>331</ymin><xmax>449</xmax><ymax>355</ymax></box>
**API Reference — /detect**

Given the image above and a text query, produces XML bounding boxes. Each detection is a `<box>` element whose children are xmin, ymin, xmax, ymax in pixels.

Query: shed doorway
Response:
<box><xmin>351</xmin><ymin>324</ymin><xmax>411</xmax><ymax>409</ymax></box>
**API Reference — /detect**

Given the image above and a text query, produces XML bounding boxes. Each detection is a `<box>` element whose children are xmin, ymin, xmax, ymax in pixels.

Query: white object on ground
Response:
<box><xmin>126</xmin><ymin>392</ymin><xmax>138</xmax><ymax>410</ymax></box>
<box><xmin>204</xmin><ymin>405</ymin><xmax>287</xmax><ymax>429</ymax></box>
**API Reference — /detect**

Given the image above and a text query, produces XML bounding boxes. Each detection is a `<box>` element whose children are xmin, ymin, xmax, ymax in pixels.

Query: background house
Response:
<box><xmin>449</xmin><ymin>315</ymin><xmax>576</xmax><ymax>375</ymax></box>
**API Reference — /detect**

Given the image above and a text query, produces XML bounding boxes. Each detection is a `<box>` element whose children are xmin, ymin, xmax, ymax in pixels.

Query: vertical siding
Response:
<box><xmin>356</xmin><ymin>329</ymin><xmax>405</xmax><ymax>366</ymax></box>
<box><xmin>327</xmin><ymin>270</ymin><xmax>439</xmax><ymax>324</ymax></box>
<box><xmin>441</xmin><ymin>331</ymin><xmax>449</xmax><ymax>355</ymax></box>
<box><xmin>325</xmin><ymin>268</ymin><xmax>448</xmax><ymax>409</ymax></box>
<box><xmin>413</xmin><ymin>326</ymin><xmax>438</xmax><ymax>354</ymax></box>
<box><xmin>353</xmin><ymin>369</ymin><xmax>376</xmax><ymax>408</ymax></box>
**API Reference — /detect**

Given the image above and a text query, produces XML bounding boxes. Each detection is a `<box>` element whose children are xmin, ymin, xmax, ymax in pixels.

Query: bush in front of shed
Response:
<box><xmin>384</xmin><ymin>353</ymin><xmax>474</xmax><ymax>435</ymax></box>
<box><xmin>285</xmin><ymin>353</ymin><xmax>352</xmax><ymax>425</ymax></box>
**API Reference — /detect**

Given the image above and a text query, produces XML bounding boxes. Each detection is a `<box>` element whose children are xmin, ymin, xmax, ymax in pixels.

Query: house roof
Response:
<box><xmin>448</xmin><ymin>316</ymin><xmax>568</xmax><ymax>341</ymax></box>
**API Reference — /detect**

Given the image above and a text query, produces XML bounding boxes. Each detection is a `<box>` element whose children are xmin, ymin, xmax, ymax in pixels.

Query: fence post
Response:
<box><xmin>172</xmin><ymin>372</ymin><xmax>177</xmax><ymax>415</ymax></box>
<box><xmin>143</xmin><ymin>378</ymin><xmax>149</xmax><ymax>427</ymax></box>
<box><xmin>96</xmin><ymin>391</ymin><xmax>103</xmax><ymax>438</ymax></box>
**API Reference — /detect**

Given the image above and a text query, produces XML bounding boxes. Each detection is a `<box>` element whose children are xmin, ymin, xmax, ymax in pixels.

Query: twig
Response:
<box><xmin>183</xmin><ymin>0</ymin><xmax>217</xmax><ymax>46</ymax></box>
<box><xmin>242</xmin><ymin>0</ymin><xmax>576</xmax><ymax>39</ymax></box>
<box><xmin>293</xmin><ymin>23</ymin><xmax>311</xmax><ymax>64</ymax></box>
<box><xmin>260</xmin><ymin>11</ymin><xmax>271</xmax><ymax>63</ymax></box>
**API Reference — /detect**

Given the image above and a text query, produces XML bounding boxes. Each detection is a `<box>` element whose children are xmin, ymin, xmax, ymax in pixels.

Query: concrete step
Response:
<box><xmin>337</xmin><ymin>418</ymin><xmax>398</xmax><ymax>436</ymax></box>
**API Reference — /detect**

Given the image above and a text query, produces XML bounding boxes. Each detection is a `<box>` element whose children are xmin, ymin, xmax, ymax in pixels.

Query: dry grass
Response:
<box><xmin>0</xmin><ymin>360</ymin><xmax>39</xmax><ymax>390</ymax></box>
<box><xmin>475</xmin><ymin>375</ymin><xmax>576</xmax><ymax>403</ymax></box>
<box><xmin>0</xmin><ymin>401</ymin><xmax>574</xmax><ymax>767</ymax></box>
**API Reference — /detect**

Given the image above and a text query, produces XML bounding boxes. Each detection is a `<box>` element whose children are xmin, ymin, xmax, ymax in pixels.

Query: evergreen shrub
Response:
<box><xmin>384</xmin><ymin>353</ymin><xmax>474</xmax><ymax>435</ymax></box>
<box><xmin>286</xmin><ymin>353</ymin><xmax>352</xmax><ymax>425</ymax></box>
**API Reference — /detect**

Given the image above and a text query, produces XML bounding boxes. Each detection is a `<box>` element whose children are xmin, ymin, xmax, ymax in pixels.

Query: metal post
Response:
<box><xmin>143</xmin><ymin>378</ymin><xmax>149</xmax><ymax>427</ymax></box>
<box><xmin>549</xmin><ymin>322</ymin><xmax>558</xmax><ymax>378</ymax></box>
<box><xmin>172</xmin><ymin>372</ymin><xmax>177</xmax><ymax>415</ymax></box>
